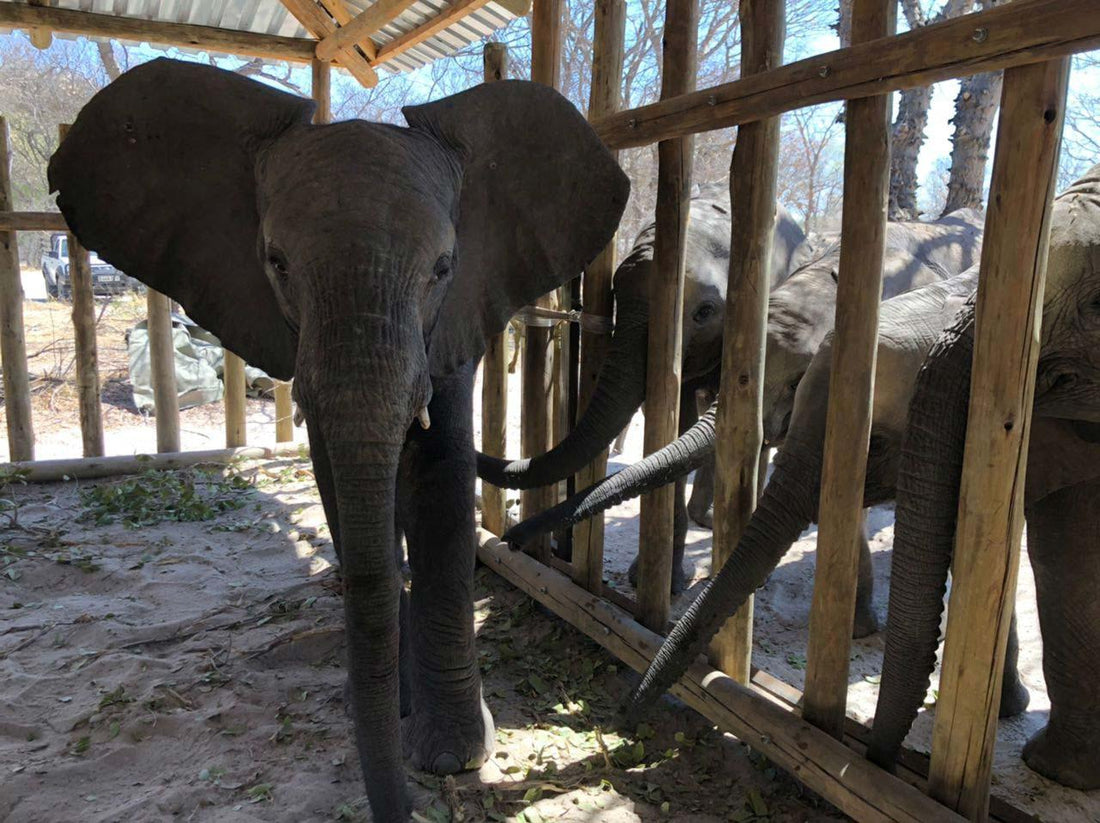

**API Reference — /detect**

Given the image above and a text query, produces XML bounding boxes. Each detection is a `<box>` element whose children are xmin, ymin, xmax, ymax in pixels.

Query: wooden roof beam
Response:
<box><xmin>315</xmin><ymin>0</ymin><xmax>416</xmax><ymax>62</ymax></box>
<box><xmin>278</xmin><ymin>0</ymin><xmax>379</xmax><ymax>86</ymax></box>
<box><xmin>374</xmin><ymin>0</ymin><xmax>494</xmax><ymax>64</ymax></box>
<box><xmin>315</xmin><ymin>0</ymin><xmax>379</xmax><ymax>60</ymax></box>
<box><xmin>0</xmin><ymin>3</ymin><xmax>318</xmax><ymax>64</ymax></box>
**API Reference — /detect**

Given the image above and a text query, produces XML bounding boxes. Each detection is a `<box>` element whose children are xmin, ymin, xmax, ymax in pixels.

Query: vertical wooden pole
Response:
<box><xmin>480</xmin><ymin>41</ymin><xmax>510</xmax><ymax>537</ymax></box>
<box><xmin>311</xmin><ymin>58</ymin><xmax>331</xmax><ymax>124</ymax></box>
<box><xmin>928</xmin><ymin>57</ymin><xmax>1069</xmax><ymax>822</ymax></box>
<box><xmin>708</xmin><ymin>0</ymin><xmax>785</xmax><ymax>683</ymax></box>
<box><xmin>801</xmin><ymin>0</ymin><xmax>895</xmax><ymax>740</ymax></box>
<box><xmin>274</xmin><ymin>383</ymin><xmax>294</xmax><ymax>442</ymax></box>
<box><xmin>520</xmin><ymin>0</ymin><xmax>563</xmax><ymax>563</ymax></box>
<box><xmin>146</xmin><ymin>289</ymin><xmax>180</xmax><ymax>453</ymax></box>
<box><xmin>571</xmin><ymin>0</ymin><xmax>625</xmax><ymax>594</ymax></box>
<box><xmin>636</xmin><ymin>0</ymin><xmax>697</xmax><ymax>632</ymax></box>
<box><xmin>0</xmin><ymin>117</ymin><xmax>34</xmax><ymax>461</ymax></box>
<box><xmin>59</xmin><ymin>124</ymin><xmax>104</xmax><ymax>458</ymax></box>
<box><xmin>223</xmin><ymin>351</ymin><xmax>247</xmax><ymax>448</ymax></box>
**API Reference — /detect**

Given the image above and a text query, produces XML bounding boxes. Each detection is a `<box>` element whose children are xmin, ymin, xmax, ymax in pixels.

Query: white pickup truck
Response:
<box><xmin>41</xmin><ymin>232</ymin><xmax>143</xmax><ymax>299</ymax></box>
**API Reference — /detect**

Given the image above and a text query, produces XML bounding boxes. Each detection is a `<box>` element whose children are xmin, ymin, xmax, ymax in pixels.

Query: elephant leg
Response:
<box><xmin>687</xmin><ymin>457</ymin><xmax>715</xmax><ymax>528</ymax></box>
<box><xmin>852</xmin><ymin>514</ymin><xmax>879</xmax><ymax>638</ymax></box>
<box><xmin>687</xmin><ymin>386</ymin><xmax>717</xmax><ymax>528</ymax></box>
<box><xmin>1021</xmin><ymin>480</ymin><xmax>1100</xmax><ymax>789</ymax></box>
<box><xmin>397</xmin><ymin>366</ymin><xmax>493</xmax><ymax>776</ymax></box>
<box><xmin>999</xmin><ymin>610</ymin><xmax>1029</xmax><ymax>718</ymax></box>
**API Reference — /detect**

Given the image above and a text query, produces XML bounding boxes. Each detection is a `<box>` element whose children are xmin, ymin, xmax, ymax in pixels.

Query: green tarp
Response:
<box><xmin>126</xmin><ymin>314</ymin><xmax>275</xmax><ymax>414</ymax></box>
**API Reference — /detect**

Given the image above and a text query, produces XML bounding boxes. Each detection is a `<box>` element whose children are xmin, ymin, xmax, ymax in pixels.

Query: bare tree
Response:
<box><xmin>942</xmin><ymin>0</ymin><xmax>1004</xmax><ymax>214</ymax></box>
<box><xmin>777</xmin><ymin>105</ymin><xmax>845</xmax><ymax>233</ymax></box>
<box><xmin>889</xmin><ymin>0</ymin><xmax>973</xmax><ymax>219</ymax></box>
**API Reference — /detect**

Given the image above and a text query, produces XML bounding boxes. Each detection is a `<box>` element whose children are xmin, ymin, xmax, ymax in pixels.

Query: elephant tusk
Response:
<box><xmin>417</xmin><ymin>407</ymin><xmax>431</xmax><ymax>430</ymax></box>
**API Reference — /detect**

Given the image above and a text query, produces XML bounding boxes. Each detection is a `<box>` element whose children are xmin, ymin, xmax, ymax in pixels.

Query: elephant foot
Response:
<box><xmin>998</xmin><ymin>678</ymin><xmax>1030</xmax><ymax>718</ymax></box>
<box><xmin>628</xmin><ymin>556</ymin><xmax>689</xmax><ymax>595</ymax></box>
<box><xmin>1022</xmin><ymin>723</ymin><xmax>1100</xmax><ymax>789</ymax></box>
<box><xmin>687</xmin><ymin>504</ymin><xmax>713</xmax><ymax>529</ymax></box>
<box><xmin>403</xmin><ymin>692</ymin><xmax>495</xmax><ymax>775</ymax></box>
<box><xmin>851</xmin><ymin>603</ymin><xmax>879</xmax><ymax>639</ymax></box>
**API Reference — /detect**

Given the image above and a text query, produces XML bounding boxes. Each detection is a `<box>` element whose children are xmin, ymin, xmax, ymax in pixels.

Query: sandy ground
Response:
<box><xmin>1</xmin><ymin>282</ymin><xmax>1097</xmax><ymax>820</ymax></box>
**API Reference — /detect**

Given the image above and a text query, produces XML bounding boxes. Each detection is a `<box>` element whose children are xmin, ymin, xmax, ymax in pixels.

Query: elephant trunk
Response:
<box><xmin>299</xmin><ymin>319</ymin><xmax>430</xmax><ymax>822</ymax></box>
<box><xmin>867</xmin><ymin>302</ymin><xmax>975</xmax><ymax>770</ymax></box>
<box><xmin>477</xmin><ymin>298</ymin><xmax>649</xmax><ymax>489</ymax></box>
<box><xmin>629</xmin><ymin>431</ymin><xmax>822</xmax><ymax>711</ymax></box>
<box><xmin>502</xmin><ymin>400</ymin><xmax>718</xmax><ymax>545</ymax></box>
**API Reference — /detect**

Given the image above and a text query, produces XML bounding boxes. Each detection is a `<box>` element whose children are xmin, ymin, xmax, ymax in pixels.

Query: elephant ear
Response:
<box><xmin>403</xmin><ymin>81</ymin><xmax>629</xmax><ymax>375</ymax></box>
<box><xmin>48</xmin><ymin>58</ymin><xmax>314</xmax><ymax>380</ymax></box>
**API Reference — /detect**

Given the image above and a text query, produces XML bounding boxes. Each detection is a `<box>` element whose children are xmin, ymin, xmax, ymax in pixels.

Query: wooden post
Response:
<box><xmin>480</xmin><ymin>41</ymin><xmax>510</xmax><ymax>537</ymax></box>
<box><xmin>636</xmin><ymin>0</ymin><xmax>697</xmax><ymax>632</ymax></box>
<box><xmin>223</xmin><ymin>351</ymin><xmax>247</xmax><ymax>448</ymax></box>
<box><xmin>571</xmin><ymin>0</ymin><xmax>625</xmax><ymax>594</ymax></box>
<box><xmin>927</xmin><ymin>57</ymin><xmax>1069</xmax><ymax>821</ymax></box>
<box><xmin>59</xmin><ymin>123</ymin><xmax>104</xmax><ymax>459</ymax></box>
<box><xmin>311</xmin><ymin>58</ymin><xmax>331</xmax><ymax>124</ymax></box>
<box><xmin>146</xmin><ymin>289</ymin><xmax>180</xmax><ymax>453</ymax></box>
<box><xmin>520</xmin><ymin>0</ymin><xmax>563</xmax><ymax>563</ymax></box>
<box><xmin>274</xmin><ymin>383</ymin><xmax>294</xmax><ymax>442</ymax></box>
<box><xmin>0</xmin><ymin>117</ymin><xmax>34</xmax><ymax>462</ymax></box>
<box><xmin>708</xmin><ymin>0</ymin><xmax>785</xmax><ymax>683</ymax></box>
<box><xmin>801</xmin><ymin>0</ymin><xmax>895</xmax><ymax>740</ymax></box>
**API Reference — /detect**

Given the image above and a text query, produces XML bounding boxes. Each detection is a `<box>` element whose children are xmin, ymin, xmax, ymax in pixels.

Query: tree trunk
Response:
<box><xmin>943</xmin><ymin>69</ymin><xmax>1004</xmax><ymax>215</ymax></box>
<box><xmin>889</xmin><ymin>85</ymin><xmax>932</xmax><ymax>220</ymax></box>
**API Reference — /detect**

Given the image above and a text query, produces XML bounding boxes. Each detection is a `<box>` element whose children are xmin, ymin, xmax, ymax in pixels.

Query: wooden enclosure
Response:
<box><xmin>1</xmin><ymin>0</ymin><xmax>1099</xmax><ymax>820</ymax></box>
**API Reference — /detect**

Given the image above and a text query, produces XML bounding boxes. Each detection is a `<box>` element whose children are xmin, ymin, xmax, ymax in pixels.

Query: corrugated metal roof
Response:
<box><xmin>6</xmin><ymin>0</ymin><xmax>526</xmax><ymax>76</ymax></box>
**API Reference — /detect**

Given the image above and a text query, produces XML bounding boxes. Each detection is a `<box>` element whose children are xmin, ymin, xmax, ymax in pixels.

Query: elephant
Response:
<box><xmin>868</xmin><ymin>164</ymin><xmax>1100</xmax><ymax>790</ymax></box>
<box><xmin>477</xmin><ymin>188</ymin><xmax>807</xmax><ymax>593</ymax></box>
<box><xmin>503</xmin><ymin>212</ymin><xmax>985</xmax><ymax>635</ymax></box>
<box><xmin>48</xmin><ymin>59</ymin><xmax>628</xmax><ymax>822</ymax></box>
<box><xmin>622</xmin><ymin>166</ymin><xmax>1100</xmax><ymax>793</ymax></box>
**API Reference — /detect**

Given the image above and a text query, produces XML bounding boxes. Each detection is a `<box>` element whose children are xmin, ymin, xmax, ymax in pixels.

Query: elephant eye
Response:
<box><xmin>432</xmin><ymin>253</ymin><xmax>453</xmax><ymax>282</ymax></box>
<box><xmin>266</xmin><ymin>248</ymin><xmax>289</xmax><ymax>279</ymax></box>
<box><xmin>693</xmin><ymin>302</ymin><xmax>716</xmax><ymax>323</ymax></box>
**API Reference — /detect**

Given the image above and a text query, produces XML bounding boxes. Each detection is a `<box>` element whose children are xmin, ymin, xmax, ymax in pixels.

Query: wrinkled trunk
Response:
<box><xmin>331</xmin><ymin>436</ymin><xmax>407</xmax><ymax>819</ymax></box>
<box><xmin>503</xmin><ymin>400</ymin><xmax>718</xmax><ymax>545</ymax></box>
<box><xmin>868</xmin><ymin>304</ymin><xmax>976</xmax><ymax>769</ymax></box>
<box><xmin>630</xmin><ymin>429</ymin><xmax>823</xmax><ymax>711</ymax></box>
<box><xmin>942</xmin><ymin>70</ymin><xmax>1003</xmax><ymax>216</ymax></box>
<box><xmin>477</xmin><ymin>299</ymin><xmax>649</xmax><ymax>489</ymax></box>
<box><xmin>298</xmin><ymin>313</ymin><xmax>428</xmax><ymax>821</ymax></box>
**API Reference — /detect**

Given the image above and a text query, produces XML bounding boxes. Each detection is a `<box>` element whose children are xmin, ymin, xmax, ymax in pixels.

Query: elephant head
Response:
<box><xmin>476</xmin><ymin>194</ymin><xmax>805</xmax><ymax>491</ymax></box>
<box><xmin>49</xmin><ymin>58</ymin><xmax>628</xmax><ymax>820</ymax></box>
<box><xmin>870</xmin><ymin>164</ymin><xmax>1100</xmax><ymax>788</ymax></box>
<box><xmin>763</xmin><ymin>211</ymin><xmax>984</xmax><ymax>446</ymax></box>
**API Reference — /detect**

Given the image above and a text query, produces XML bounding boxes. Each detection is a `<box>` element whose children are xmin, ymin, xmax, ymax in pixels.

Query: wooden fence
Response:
<box><xmin>476</xmin><ymin>1</ymin><xmax>1099</xmax><ymax>821</ymax></box>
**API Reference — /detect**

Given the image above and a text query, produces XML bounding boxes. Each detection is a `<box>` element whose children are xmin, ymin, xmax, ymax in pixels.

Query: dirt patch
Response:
<box><xmin>0</xmin><ymin>461</ymin><xmax>842</xmax><ymax>822</ymax></box>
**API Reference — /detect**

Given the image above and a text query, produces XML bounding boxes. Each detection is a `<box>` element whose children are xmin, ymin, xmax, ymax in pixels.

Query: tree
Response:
<box><xmin>942</xmin><ymin>0</ymin><xmax>1003</xmax><ymax>215</ymax></box>
<box><xmin>888</xmin><ymin>0</ymin><xmax>973</xmax><ymax>220</ymax></box>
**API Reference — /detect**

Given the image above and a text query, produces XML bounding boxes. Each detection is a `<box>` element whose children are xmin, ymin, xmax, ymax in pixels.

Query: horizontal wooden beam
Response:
<box><xmin>0</xmin><ymin>4</ymin><xmax>318</xmax><ymax>64</ymax></box>
<box><xmin>278</xmin><ymin>0</ymin><xmax>379</xmax><ymax>86</ymax></box>
<box><xmin>594</xmin><ymin>0</ymin><xmax>1100</xmax><ymax>148</ymax></box>
<box><xmin>2</xmin><ymin>443</ymin><xmax>309</xmax><ymax>483</ymax></box>
<box><xmin>476</xmin><ymin>529</ymin><xmax>967</xmax><ymax>823</ymax></box>
<box><xmin>315</xmin><ymin>0</ymin><xmax>415</xmax><ymax>62</ymax></box>
<box><xmin>0</xmin><ymin>211</ymin><xmax>66</xmax><ymax>232</ymax></box>
<box><xmin>375</xmin><ymin>0</ymin><xmax>495</xmax><ymax>64</ymax></box>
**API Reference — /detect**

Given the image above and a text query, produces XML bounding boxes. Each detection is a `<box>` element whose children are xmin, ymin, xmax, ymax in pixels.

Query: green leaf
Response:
<box><xmin>748</xmin><ymin>788</ymin><xmax>768</xmax><ymax>816</ymax></box>
<box><xmin>522</xmin><ymin>786</ymin><xmax>543</xmax><ymax>803</ymax></box>
<box><xmin>527</xmin><ymin>674</ymin><xmax>550</xmax><ymax>695</ymax></box>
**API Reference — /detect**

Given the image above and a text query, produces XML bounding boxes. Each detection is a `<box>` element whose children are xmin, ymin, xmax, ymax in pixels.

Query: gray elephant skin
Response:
<box><xmin>48</xmin><ymin>58</ymin><xmax>628</xmax><ymax>822</ymax></box>
<box><xmin>624</xmin><ymin>166</ymin><xmax>1100</xmax><ymax>790</ymax></box>
<box><xmin>477</xmin><ymin>189</ymin><xmax>805</xmax><ymax>594</ymax></box>
<box><xmin>504</xmin><ymin>211</ymin><xmax>984</xmax><ymax>636</ymax></box>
